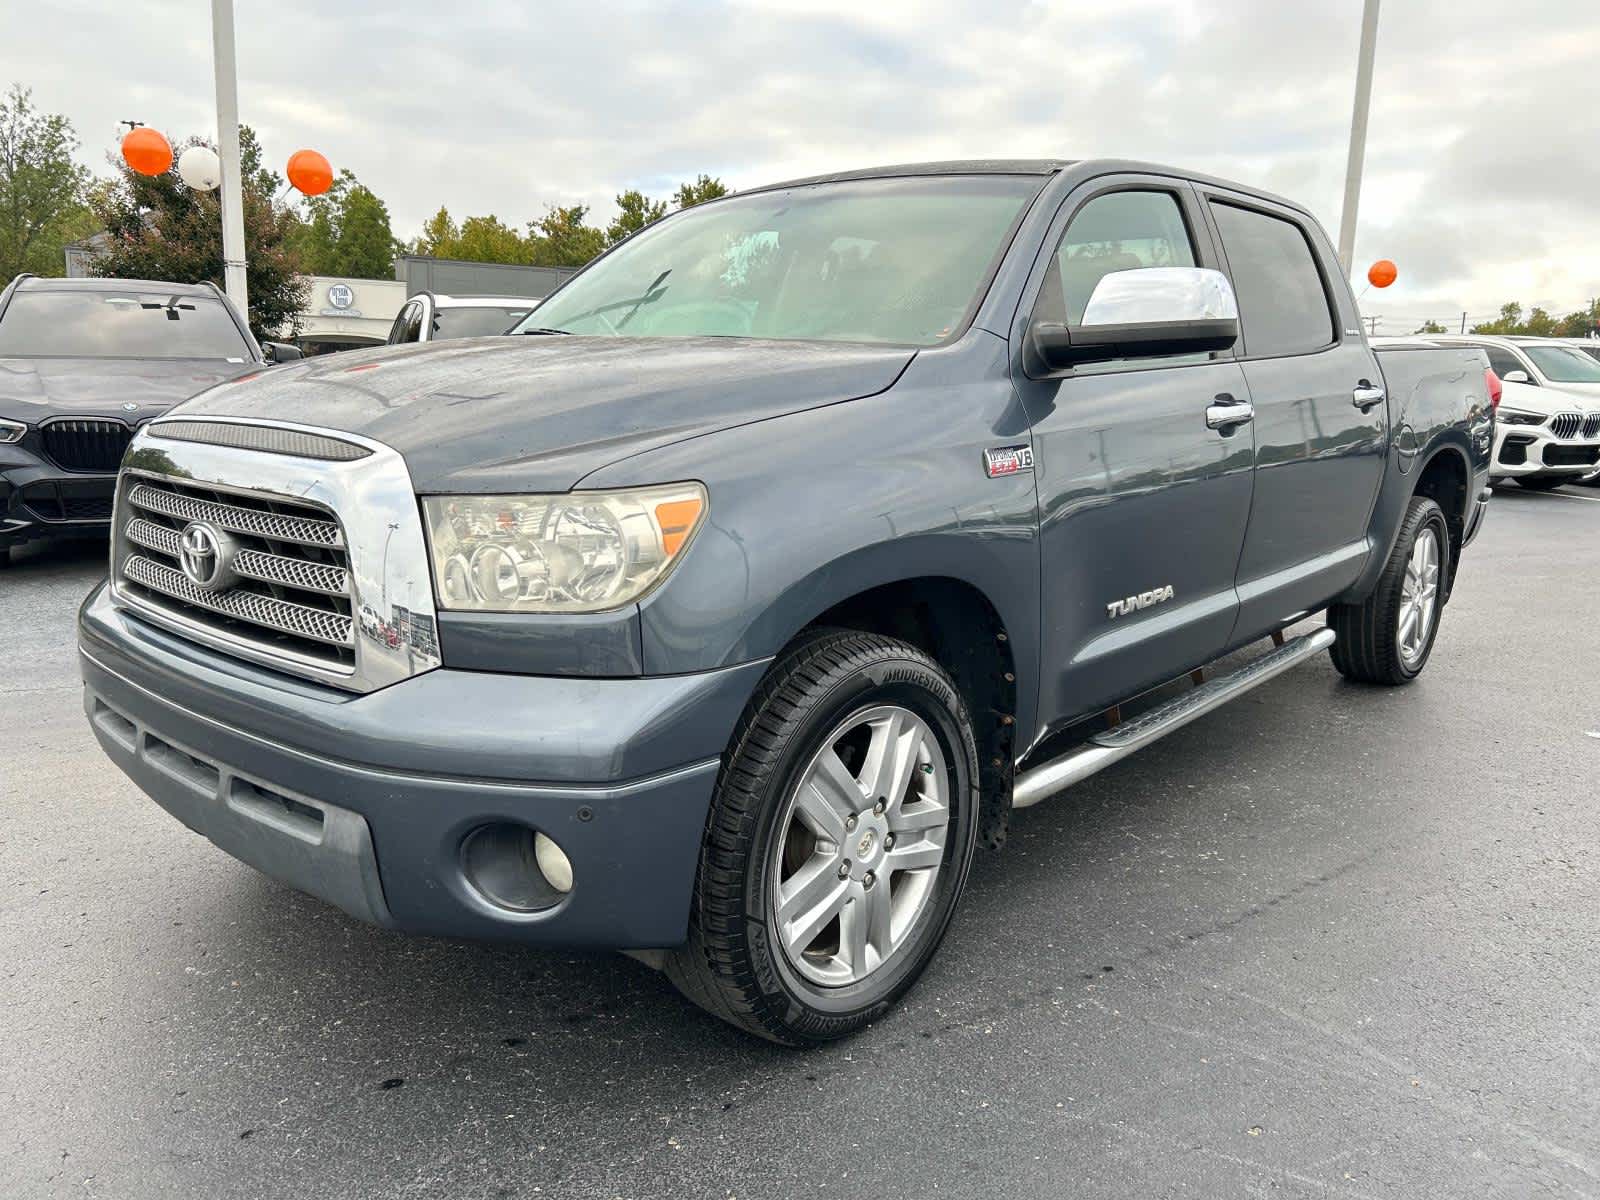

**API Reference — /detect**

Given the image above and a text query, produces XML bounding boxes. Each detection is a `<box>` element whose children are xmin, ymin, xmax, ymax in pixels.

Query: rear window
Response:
<box><xmin>431</xmin><ymin>305</ymin><xmax>534</xmax><ymax>340</ymax></box>
<box><xmin>0</xmin><ymin>289</ymin><xmax>252</xmax><ymax>359</ymax></box>
<box><xmin>1210</xmin><ymin>203</ymin><xmax>1335</xmax><ymax>357</ymax></box>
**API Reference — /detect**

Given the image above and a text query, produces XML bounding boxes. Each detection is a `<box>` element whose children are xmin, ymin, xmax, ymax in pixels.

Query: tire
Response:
<box><xmin>1513</xmin><ymin>475</ymin><xmax>1571</xmax><ymax>491</ymax></box>
<box><xmin>665</xmin><ymin>630</ymin><xmax>980</xmax><ymax>1045</ymax></box>
<box><xmin>1327</xmin><ymin>495</ymin><xmax>1450</xmax><ymax>686</ymax></box>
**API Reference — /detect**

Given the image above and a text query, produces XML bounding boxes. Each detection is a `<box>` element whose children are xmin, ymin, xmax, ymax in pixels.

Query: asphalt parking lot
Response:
<box><xmin>3</xmin><ymin>485</ymin><xmax>1598</xmax><ymax>1200</ymax></box>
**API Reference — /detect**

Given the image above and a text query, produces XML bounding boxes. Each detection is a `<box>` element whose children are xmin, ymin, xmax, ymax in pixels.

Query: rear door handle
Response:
<box><xmin>1205</xmin><ymin>394</ymin><xmax>1254</xmax><ymax>430</ymax></box>
<box><xmin>1352</xmin><ymin>382</ymin><xmax>1386</xmax><ymax>411</ymax></box>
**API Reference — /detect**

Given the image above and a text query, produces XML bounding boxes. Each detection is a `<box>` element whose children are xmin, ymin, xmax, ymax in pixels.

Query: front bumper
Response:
<box><xmin>1490</xmin><ymin>422</ymin><xmax>1600</xmax><ymax>479</ymax></box>
<box><xmin>79</xmin><ymin>583</ymin><xmax>766</xmax><ymax>948</ymax></box>
<box><xmin>1</xmin><ymin>444</ymin><xmax>115</xmax><ymax>545</ymax></box>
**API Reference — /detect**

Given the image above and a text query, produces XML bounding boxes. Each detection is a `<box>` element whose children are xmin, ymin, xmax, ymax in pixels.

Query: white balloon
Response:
<box><xmin>177</xmin><ymin>145</ymin><xmax>222</xmax><ymax>191</ymax></box>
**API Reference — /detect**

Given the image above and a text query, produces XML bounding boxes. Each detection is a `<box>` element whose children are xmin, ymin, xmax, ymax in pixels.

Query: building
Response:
<box><xmin>295</xmin><ymin>275</ymin><xmax>408</xmax><ymax>354</ymax></box>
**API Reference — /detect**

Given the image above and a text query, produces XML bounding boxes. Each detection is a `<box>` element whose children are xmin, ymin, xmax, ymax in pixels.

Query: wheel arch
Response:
<box><xmin>1409</xmin><ymin>442</ymin><xmax>1471</xmax><ymax>600</ymax></box>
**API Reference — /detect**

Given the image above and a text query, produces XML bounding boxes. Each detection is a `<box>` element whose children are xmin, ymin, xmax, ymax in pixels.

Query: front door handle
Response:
<box><xmin>1205</xmin><ymin>394</ymin><xmax>1254</xmax><ymax>430</ymax></box>
<box><xmin>1352</xmin><ymin>381</ymin><xmax>1386</xmax><ymax>411</ymax></box>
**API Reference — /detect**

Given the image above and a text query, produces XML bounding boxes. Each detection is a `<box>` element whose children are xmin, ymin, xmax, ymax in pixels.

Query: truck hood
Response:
<box><xmin>0</xmin><ymin>356</ymin><xmax>255</xmax><ymax>424</ymax></box>
<box><xmin>174</xmin><ymin>335</ymin><xmax>917</xmax><ymax>492</ymax></box>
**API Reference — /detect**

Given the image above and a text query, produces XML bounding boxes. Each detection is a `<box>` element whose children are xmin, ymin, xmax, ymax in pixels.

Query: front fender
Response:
<box><xmin>578</xmin><ymin>334</ymin><xmax>1044</xmax><ymax>744</ymax></box>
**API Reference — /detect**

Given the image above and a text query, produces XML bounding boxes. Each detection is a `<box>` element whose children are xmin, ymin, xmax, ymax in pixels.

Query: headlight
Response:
<box><xmin>1497</xmin><ymin>408</ymin><xmax>1545</xmax><ymax>426</ymax></box>
<box><xmin>0</xmin><ymin>418</ymin><xmax>24</xmax><ymax>444</ymax></box>
<box><xmin>421</xmin><ymin>483</ymin><xmax>707</xmax><ymax>613</ymax></box>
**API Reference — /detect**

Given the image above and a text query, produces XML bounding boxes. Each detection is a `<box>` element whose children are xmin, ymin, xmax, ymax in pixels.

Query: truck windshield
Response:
<box><xmin>515</xmin><ymin>174</ymin><xmax>1044</xmax><ymax>346</ymax></box>
<box><xmin>1521</xmin><ymin>344</ymin><xmax>1600</xmax><ymax>384</ymax></box>
<box><xmin>0</xmin><ymin>289</ymin><xmax>252</xmax><ymax>360</ymax></box>
<box><xmin>432</xmin><ymin>305</ymin><xmax>535</xmax><ymax>340</ymax></box>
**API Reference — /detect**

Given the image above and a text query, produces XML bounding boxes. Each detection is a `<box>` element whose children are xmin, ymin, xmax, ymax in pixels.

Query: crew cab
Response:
<box><xmin>78</xmin><ymin>161</ymin><xmax>1491</xmax><ymax>1043</ymax></box>
<box><xmin>384</xmin><ymin>292</ymin><xmax>539</xmax><ymax>345</ymax></box>
<box><xmin>0</xmin><ymin>275</ymin><xmax>299</xmax><ymax>561</ymax></box>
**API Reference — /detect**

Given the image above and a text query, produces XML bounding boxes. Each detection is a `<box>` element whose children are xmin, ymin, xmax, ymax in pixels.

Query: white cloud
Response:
<box><xmin>3</xmin><ymin>0</ymin><xmax>1596</xmax><ymax>330</ymax></box>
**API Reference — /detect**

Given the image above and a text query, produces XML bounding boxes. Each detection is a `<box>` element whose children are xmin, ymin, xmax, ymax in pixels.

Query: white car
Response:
<box><xmin>1430</xmin><ymin>335</ymin><xmax>1600</xmax><ymax>491</ymax></box>
<box><xmin>385</xmin><ymin>292</ymin><xmax>541</xmax><ymax>346</ymax></box>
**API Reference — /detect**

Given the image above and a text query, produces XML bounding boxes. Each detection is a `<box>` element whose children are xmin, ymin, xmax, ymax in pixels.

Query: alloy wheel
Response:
<box><xmin>769</xmin><ymin>704</ymin><xmax>951</xmax><ymax>987</ymax></box>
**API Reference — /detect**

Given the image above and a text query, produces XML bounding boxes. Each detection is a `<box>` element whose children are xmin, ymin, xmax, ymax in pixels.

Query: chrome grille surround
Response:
<box><xmin>1550</xmin><ymin>412</ymin><xmax>1582</xmax><ymax>439</ymax></box>
<box><xmin>109</xmin><ymin>417</ymin><xmax>440</xmax><ymax>693</ymax></box>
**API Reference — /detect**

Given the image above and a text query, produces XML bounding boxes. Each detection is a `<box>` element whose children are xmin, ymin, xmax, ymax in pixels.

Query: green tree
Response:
<box><xmin>607</xmin><ymin>188</ymin><xmax>668</xmax><ymax>246</ymax></box>
<box><xmin>1413</xmin><ymin>319</ymin><xmax>1448</xmax><ymax>334</ymax></box>
<box><xmin>530</xmin><ymin>204</ymin><xmax>605</xmax><ymax>267</ymax></box>
<box><xmin>411</xmin><ymin>205</ymin><xmax>459</xmax><ymax>256</ymax></box>
<box><xmin>88</xmin><ymin>128</ymin><xmax>306</xmax><ymax>339</ymax></box>
<box><xmin>1471</xmin><ymin>302</ymin><xmax>1524</xmax><ymax>335</ymax></box>
<box><xmin>0</xmin><ymin>84</ymin><xmax>93</xmax><ymax>279</ymax></box>
<box><xmin>1555</xmin><ymin>300</ymin><xmax>1600</xmax><ymax>339</ymax></box>
<box><xmin>673</xmin><ymin>174</ymin><xmax>729</xmax><ymax>209</ymax></box>
<box><xmin>455</xmin><ymin>214</ymin><xmax>534</xmax><ymax>264</ymax></box>
<box><xmin>288</xmin><ymin>168</ymin><xmax>397</xmax><ymax>278</ymax></box>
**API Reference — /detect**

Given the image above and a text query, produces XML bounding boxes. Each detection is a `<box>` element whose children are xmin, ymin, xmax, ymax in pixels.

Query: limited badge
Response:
<box><xmin>983</xmin><ymin>444</ymin><xmax>1033</xmax><ymax>478</ymax></box>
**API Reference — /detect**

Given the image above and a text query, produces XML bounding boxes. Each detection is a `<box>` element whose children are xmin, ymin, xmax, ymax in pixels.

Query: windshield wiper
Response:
<box><xmin>518</xmin><ymin>327</ymin><xmax>571</xmax><ymax>336</ymax></box>
<box><xmin>559</xmin><ymin>269</ymin><xmax>672</xmax><ymax>330</ymax></box>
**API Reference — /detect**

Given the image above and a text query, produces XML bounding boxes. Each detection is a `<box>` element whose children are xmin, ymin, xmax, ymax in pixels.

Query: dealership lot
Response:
<box><xmin>3</xmin><ymin>488</ymin><xmax>1598</xmax><ymax>1199</ymax></box>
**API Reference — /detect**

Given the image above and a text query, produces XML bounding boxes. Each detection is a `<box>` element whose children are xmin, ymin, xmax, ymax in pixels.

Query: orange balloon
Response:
<box><xmin>286</xmin><ymin>149</ymin><xmax>333</xmax><ymax>196</ymax></box>
<box><xmin>1367</xmin><ymin>259</ymin><xmax>1398</xmax><ymax>289</ymax></box>
<box><xmin>121</xmin><ymin>127</ymin><xmax>173</xmax><ymax>177</ymax></box>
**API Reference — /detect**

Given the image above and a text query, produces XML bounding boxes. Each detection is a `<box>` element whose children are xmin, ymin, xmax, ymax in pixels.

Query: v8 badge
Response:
<box><xmin>983</xmin><ymin>444</ymin><xmax>1033</xmax><ymax>478</ymax></box>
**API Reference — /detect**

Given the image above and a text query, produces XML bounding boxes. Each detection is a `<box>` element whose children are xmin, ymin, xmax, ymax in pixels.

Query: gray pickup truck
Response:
<box><xmin>79</xmin><ymin>160</ymin><xmax>1493</xmax><ymax>1044</ymax></box>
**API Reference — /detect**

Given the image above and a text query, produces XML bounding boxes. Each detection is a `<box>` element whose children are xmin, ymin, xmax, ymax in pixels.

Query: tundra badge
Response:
<box><xmin>984</xmin><ymin>444</ymin><xmax>1033</xmax><ymax>477</ymax></box>
<box><xmin>1107</xmin><ymin>585</ymin><xmax>1175</xmax><ymax>619</ymax></box>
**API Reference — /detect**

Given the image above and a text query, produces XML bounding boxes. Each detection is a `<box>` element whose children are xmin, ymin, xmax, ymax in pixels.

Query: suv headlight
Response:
<box><xmin>0</xmin><ymin>418</ymin><xmax>25</xmax><ymax>444</ymax></box>
<box><xmin>421</xmin><ymin>483</ymin><xmax>707</xmax><ymax>613</ymax></box>
<box><xmin>1497</xmin><ymin>408</ymin><xmax>1545</xmax><ymax>426</ymax></box>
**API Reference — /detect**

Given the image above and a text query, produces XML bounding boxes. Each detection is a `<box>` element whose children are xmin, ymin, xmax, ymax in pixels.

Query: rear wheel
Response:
<box><xmin>1327</xmin><ymin>495</ymin><xmax>1450</xmax><ymax>685</ymax></box>
<box><xmin>665</xmin><ymin>630</ymin><xmax>979</xmax><ymax>1045</ymax></box>
<box><xmin>1514</xmin><ymin>475</ymin><xmax>1571</xmax><ymax>491</ymax></box>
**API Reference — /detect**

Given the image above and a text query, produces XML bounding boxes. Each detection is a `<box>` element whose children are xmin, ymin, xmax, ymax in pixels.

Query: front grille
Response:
<box><xmin>115</xmin><ymin>474</ymin><xmax>355</xmax><ymax>673</ymax></box>
<box><xmin>17</xmin><ymin>479</ymin><xmax>116</xmax><ymax>523</ymax></box>
<box><xmin>40</xmin><ymin>419</ymin><xmax>133</xmax><ymax>472</ymax></box>
<box><xmin>1584</xmin><ymin>413</ymin><xmax>1600</xmax><ymax>438</ymax></box>
<box><xmin>1550</xmin><ymin>412</ymin><xmax>1582</xmax><ymax>439</ymax></box>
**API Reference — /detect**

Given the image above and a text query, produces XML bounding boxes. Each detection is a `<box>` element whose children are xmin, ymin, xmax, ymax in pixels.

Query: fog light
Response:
<box><xmin>460</xmin><ymin>822</ymin><xmax>572</xmax><ymax>912</ymax></box>
<box><xmin>534</xmin><ymin>831</ymin><xmax>574</xmax><ymax>894</ymax></box>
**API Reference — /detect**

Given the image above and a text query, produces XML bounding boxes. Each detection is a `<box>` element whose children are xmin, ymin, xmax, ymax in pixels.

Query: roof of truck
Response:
<box><xmin>10</xmin><ymin>274</ymin><xmax>220</xmax><ymax>296</ymax></box>
<box><xmin>743</xmin><ymin>158</ymin><xmax>1315</xmax><ymax>219</ymax></box>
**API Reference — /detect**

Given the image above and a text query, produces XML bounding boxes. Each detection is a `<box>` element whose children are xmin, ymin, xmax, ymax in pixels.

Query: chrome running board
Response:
<box><xmin>1011</xmin><ymin>627</ymin><xmax>1337</xmax><ymax>809</ymax></box>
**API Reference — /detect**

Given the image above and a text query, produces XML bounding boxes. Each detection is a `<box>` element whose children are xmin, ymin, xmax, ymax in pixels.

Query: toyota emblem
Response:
<box><xmin>178</xmin><ymin>522</ymin><xmax>234</xmax><ymax>591</ymax></box>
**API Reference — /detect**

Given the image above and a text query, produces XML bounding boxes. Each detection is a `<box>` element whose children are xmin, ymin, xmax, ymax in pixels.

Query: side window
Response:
<box><xmin>400</xmin><ymin>302</ymin><xmax>423</xmax><ymax>344</ymax></box>
<box><xmin>386</xmin><ymin>305</ymin><xmax>411</xmax><ymax>345</ymax></box>
<box><xmin>1209</xmin><ymin>202</ymin><xmax>1335</xmax><ymax>357</ymax></box>
<box><xmin>1036</xmin><ymin>190</ymin><xmax>1198</xmax><ymax>327</ymax></box>
<box><xmin>1484</xmin><ymin>347</ymin><xmax>1529</xmax><ymax>381</ymax></box>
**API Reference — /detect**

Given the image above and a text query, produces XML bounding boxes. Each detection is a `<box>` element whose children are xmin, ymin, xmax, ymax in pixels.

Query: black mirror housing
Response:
<box><xmin>1031</xmin><ymin>317</ymin><xmax>1238</xmax><ymax>371</ymax></box>
<box><xmin>262</xmin><ymin>341</ymin><xmax>304</xmax><ymax>364</ymax></box>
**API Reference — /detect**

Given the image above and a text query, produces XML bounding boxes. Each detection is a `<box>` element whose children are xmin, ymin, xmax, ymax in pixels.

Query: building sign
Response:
<box><xmin>319</xmin><ymin>282</ymin><xmax>360</xmax><ymax>316</ymax></box>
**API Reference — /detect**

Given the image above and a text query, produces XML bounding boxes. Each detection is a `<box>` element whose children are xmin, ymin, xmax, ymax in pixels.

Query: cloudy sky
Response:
<box><xmin>5</xmin><ymin>0</ymin><xmax>1596</xmax><ymax>333</ymax></box>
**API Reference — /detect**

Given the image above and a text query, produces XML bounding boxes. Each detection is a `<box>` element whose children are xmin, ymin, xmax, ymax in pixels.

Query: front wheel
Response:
<box><xmin>665</xmin><ymin>631</ymin><xmax>979</xmax><ymax>1044</ymax></box>
<box><xmin>1327</xmin><ymin>495</ymin><xmax>1450</xmax><ymax>685</ymax></box>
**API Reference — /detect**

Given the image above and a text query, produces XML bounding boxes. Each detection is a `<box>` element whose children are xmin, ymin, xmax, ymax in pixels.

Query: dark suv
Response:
<box><xmin>0</xmin><ymin>275</ymin><xmax>297</xmax><ymax>561</ymax></box>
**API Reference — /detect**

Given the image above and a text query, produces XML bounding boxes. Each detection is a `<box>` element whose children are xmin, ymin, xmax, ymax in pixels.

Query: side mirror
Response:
<box><xmin>262</xmin><ymin>341</ymin><xmax>304</xmax><ymax>364</ymax></box>
<box><xmin>1031</xmin><ymin>267</ymin><xmax>1239</xmax><ymax>371</ymax></box>
<box><xmin>1501</xmin><ymin>369</ymin><xmax>1531</xmax><ymax>385</ymax></box>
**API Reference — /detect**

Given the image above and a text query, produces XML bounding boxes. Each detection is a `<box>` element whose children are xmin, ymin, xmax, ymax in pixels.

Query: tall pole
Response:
<box><xmin>211</xmin><ymin>0</ymin><xmax>248</xmax><ymax>318</ymax></box>
<box><xmin>1337</xmin><ymin>0</ymin><xmax>1381</xmax><ymax>272</ymax></box>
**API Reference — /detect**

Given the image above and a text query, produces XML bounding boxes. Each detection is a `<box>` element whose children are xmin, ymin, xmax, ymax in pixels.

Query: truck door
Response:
<box><xmin>1197</xmin><ymin>190</ymin><xmax>1388</xmax><ymax>646</ymax></box>
<box><xmin>1012</xmin><ymin>177</ymin><xmax>1255</xmax><ymax>733</ymax></box>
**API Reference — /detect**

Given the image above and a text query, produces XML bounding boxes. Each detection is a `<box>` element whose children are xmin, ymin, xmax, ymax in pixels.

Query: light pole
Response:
<box><xmin>1336</xmin><ymin>0</ymin><xmax>1381</xmax><ymax>272</ymax></box>
<box><xmin>211</xmin><ymin>0</ymin><xmax>248</xmax><ymax>316</ymax></box>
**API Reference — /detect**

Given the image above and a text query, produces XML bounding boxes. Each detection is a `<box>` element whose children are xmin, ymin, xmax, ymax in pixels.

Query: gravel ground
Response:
<box><xmin>2</xmin><ymin>484</ymin><xmax>1598</xmax><ymax>1199</ymax></box>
